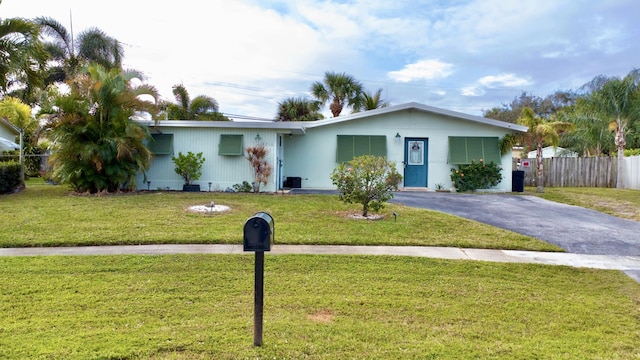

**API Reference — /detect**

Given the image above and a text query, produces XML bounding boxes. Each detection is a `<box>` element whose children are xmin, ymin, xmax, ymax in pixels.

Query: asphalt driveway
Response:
<box><xmin>291</xmin><ymin>189</ymin><xmax>640</xmax><ymax>281</ymax></box>
<box><xmin>390</xmin><ymin>192</ymin><xmax>640</xmax><ymax>257</ymax></box>
<box><xmin>291</xmin><ymin>189</ymin><xmax>640</xmax><ymax>257</ymax></box>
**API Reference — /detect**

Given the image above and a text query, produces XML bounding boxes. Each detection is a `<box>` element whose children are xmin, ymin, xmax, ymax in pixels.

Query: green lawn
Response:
<box><xmin>1</xmin><ymin>254</ymin><xmax>639</xmax><ymax>359</ymax></box>
<box><xmin>2</xmin><ymin>180</ymin><xmax>639</xmax><ymax>359</ymax></box>
<box><xmin>526</xmin><ymin>186</ymin><xmax>640</xmax><ymax>222</ymax></box>
<box><xmin>0</xmin><ymin>179</ymin><xmax>561</xmax><ymax>251</ymax></box>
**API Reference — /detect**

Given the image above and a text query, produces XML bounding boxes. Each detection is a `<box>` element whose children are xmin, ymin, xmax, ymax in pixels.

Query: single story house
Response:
<box><xmin>0</xmin><ymin>118</ymin><xmax>21</xmax><ymax>153</ymax></box>
<box><xmin>136</xmin><ymin>102</ymin><xmax>527</xmax><ymax>192</ymax></box>
<box><xmin>527</xmin><ymin>146</ymin><xmax>578</xmax><ymax>159</ymax></box>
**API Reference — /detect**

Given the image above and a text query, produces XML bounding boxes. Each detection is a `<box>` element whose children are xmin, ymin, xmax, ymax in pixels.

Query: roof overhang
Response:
<box><xmin>1</xmin><ymin>117</ymin><xmax>21</xmax><ymax>135</ymax></box>
<box><xmin>136</xmin><ymin>102</ymin><xmax>527</xmax><ymax>135</ymax></box>
<box><xmin>137</xmin><ymin>120</ymin><xmax>306</xmax><ymax>135</ymax></box>
<box><xmin>297</xmin><ymin>102</ymin><xmax>528</xmax><ymax>133</ymax></box>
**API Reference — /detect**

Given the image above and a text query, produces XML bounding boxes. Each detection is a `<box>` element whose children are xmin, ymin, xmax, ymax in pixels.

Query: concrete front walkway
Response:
<box><xmin>2</xmin><ymin>244</ymin><xmax>640</xmax><ymax>282</ymax></box>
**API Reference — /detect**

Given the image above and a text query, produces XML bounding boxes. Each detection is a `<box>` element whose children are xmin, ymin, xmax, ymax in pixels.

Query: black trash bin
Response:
<box><xmin>284</xmin><ymin>176</ymin><xmax>301</xmax><ymax>188</ymax></box>
<box><xmin>512</xmin><ymin>170</ymin><xmax>525</xmax><ymax>192</ymax></box>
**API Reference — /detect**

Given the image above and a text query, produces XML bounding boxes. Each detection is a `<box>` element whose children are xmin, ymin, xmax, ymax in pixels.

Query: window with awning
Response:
<box><xmin>149</xmin><ymin>134</ymin><xmax>173</xmax><ymax>155</ymax></box>
<box><xmin>218</xmin><ymin>134</ymin><xmax>244</xmax><ymax>156</ymax></box>
<box><xmin>448</xmin><ymin>137</ymin><xmax>500</xmax><ymax>164</ymax></box>
<box><xmin>336</xmin><ymin>135</ymin><xmax>387</xmax><ymax>162</ymax></box>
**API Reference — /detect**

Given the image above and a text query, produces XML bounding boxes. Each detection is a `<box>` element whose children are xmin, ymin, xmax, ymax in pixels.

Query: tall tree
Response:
<box><xmin>0</xmin><ymin>16</ymin><xmax>47</xmax><ymax>101</ymax></box>
<box><xmin>559</xmin><ymin>111</ymin><xmax>613</xmax><ymax>157</ymax></box>
<box><xmin>557</xmin><ymin>99</ymin><xmax>615</xmax><ymax>157</ymax></box>
<box><xmin>164</xmin><ymin>84</ymin><xmax>227</xmax><ymax>121</ymax></box>
<box><xmin>517</xmin><ymin>107</ymin><xmax>574</xmax><ymax>193</ymax></box>
<box><xmin>275</xmin><ymin>97</ymin><xmax>323</xmax><ymax>121</ymax></box>
<box><xmin>352</xmin><ymin>88</ymin><xmax>389</xmax><ymax>112</ymax></box>
<box><xmin>311</xmin><ymin>71</ymin><xmax>363</xmax><ymax>117</ymax></box>
<box><xmin>484</xmin><ymin>91</ymin><xmax>575</xmax><ymax>124</ymax></box>
<box><xmin>35</xmin><ymin>17</ymin><xmax>123</xmax><ymax>84</ymax></box>
<box><xmin>580</xmin><ymin>70</ymin><xmax>640</xmax><ymax>188</ymax></box>
<box><xmin>48</xmin><ymin>64</ymin><xmax>158</xmax><ymax>193</ymax></box>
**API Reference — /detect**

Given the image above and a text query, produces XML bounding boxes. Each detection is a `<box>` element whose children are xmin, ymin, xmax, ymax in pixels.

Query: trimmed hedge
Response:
<box><xmin>0</xmin><ymin>162</ymin><xmax>21</xmax><ymax>194</ymax></box>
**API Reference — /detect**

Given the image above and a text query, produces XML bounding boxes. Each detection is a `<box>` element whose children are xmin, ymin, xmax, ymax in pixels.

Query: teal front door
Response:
<box><xmin>404</xmin><ymin>138</ymin><xmax>428</xmax><ymax>187</ymax></box>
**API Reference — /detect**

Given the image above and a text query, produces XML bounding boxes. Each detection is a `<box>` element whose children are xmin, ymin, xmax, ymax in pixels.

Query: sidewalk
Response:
<box><xmin>2</xmin><ymin>244</ymin><xmax>640</xmax><ymax>281</ymax></box>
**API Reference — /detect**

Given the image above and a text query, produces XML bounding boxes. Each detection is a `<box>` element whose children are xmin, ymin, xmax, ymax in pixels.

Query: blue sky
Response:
<box><xmin>2</xmin><ymin>0</ymin><xmax>639</xmax><ymax>119</ymax></box>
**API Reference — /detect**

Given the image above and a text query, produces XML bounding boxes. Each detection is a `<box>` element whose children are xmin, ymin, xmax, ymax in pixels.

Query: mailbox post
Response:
<box><xmin>243</xmin><ymin>212</ymin><xmax>273</xmax><ymax>347</ymax></box>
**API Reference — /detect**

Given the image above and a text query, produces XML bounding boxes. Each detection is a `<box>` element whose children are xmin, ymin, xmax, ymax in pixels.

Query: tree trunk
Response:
<box><xmin>617</xmin><ymin>146</ymin><xmax>625</xmax><ymax>189</ymax></box>
<box><xmin>330</xmin><ymin>100</ymin><xmax>343</xmax><ymax>117</ymax></box>
<box><xmin>362</xmin><ymin>203</ymin><xmax>369</xmax><ymax>217</ymax></box>
<box><xmin>615</xmin><ymin>118</ymin><xmax>626</xmax><ymax>189</ymax></box>
<box><xmin>536</xmin><ymin>142</ymin><xmax>544</xmax><ymax>193</ymax></box>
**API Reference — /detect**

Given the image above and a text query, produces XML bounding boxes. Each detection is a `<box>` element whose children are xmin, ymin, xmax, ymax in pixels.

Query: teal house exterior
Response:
<box><xmin>137</xmin><ymin>102</ymin><xmax>527</xmax><ymax>192</ymax></box>
<box><xmin>0</xmin><ymin>118</ymin><xmax>20</xmax><ymax>149</ymax></box>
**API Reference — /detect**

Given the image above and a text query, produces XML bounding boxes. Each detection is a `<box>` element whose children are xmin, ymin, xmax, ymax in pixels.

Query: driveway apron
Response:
<box><xmin>390</xmin><ymin>192</ymin><xmax>640</xmax><ymax>257</ymax></box>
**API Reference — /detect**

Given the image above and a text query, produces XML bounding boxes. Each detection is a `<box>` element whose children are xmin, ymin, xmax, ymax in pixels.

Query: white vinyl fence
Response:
<box><xmin>622</xmin><ymin>155</ymin><xmax>640</xmax><ymax>189</ymax></box>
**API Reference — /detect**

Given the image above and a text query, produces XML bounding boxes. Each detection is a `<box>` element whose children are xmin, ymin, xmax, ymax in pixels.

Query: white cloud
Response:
<box><xmin>478</xmin><ymin>74</ymin><xmax>531</xmax><ymax>88</ymax></box>
<box><xmin>461</xmin><ymin>87</ymin><xmax>484</xmax><ymax>97</ymax></box>
<box><xmin>461</xmin><ymin>73</ymin><xmax>529</xmax><ymax>98</ymax></box>
<box><xmin>2</xmin><ymin>0</ymin><xmax>639</xmax><ymax>118</ymax></box>
<box><xmin>387</xmin><ymin>60</ymin><xmax>454</xmax><ymax>83</ymax></box>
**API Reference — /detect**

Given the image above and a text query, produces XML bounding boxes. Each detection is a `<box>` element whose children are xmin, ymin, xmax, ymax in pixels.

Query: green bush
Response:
<box><xmin>0</xmin><ymin>161</ymin><xmax>22</xmax><ymax>194</ymax></box>
<box><xmin>232</xmin><ymin>181</ymin><xmax>252</xmax><ymax>192</ymax></box>
<box><xmin>330</xmin><ymin>155</ymin><xmax>402</xmax><ymax>216</ymax></box>
<box><xmin>172</xmin><ymin>151</ymin><xmax>205</xmax><ymax>185</ymax></box>
<box><xmin>450</xmin><ymin>160</ymin><xmax>502</xmax><ymax>192</ymax></box>
<box><xmin>624</xmin><ymin>148</ymin><xmax>640</xmax><ymax>157</ymax></box>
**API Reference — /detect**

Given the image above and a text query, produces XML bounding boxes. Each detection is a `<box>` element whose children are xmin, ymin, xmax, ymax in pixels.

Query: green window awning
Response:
<box><xmin>336</xmin><ymin>135</ymin><xmax>387</xmax><ymax>162</ymax></box>
<box><xmin>219</xmin><ymin>134</ymin><xmax>244</xmax><ymax>156</ymax></box>
<box><xmin>149</xmin><ymin>134</ymin><xmax>173</xmax><ymax>155</ymax></box>
<box><xmin>448</xmin><ymin>137</ymin><xmax>500</xmax><ymax>164</ymax></box>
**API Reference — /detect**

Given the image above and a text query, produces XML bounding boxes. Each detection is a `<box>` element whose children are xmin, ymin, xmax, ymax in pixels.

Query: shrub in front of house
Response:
<box><xmin>172</xmin><ymin>151</ymin><xmax>205</xmax><ymax>186</ymax></box>
<box><xmin>233</xmin><ymin>181</ymin><xmax>253</xmax><ymax>192</ymax></box>
<box><xmin>245</xmin><ymin>144</ymin><xmax>272</xmax><ymax>192</ymax></box>
<box><xmin>0</xmin><ymin>161</ymin><xmax>22</xmax><ymax>194</ymax></box>
<box><xmin>330</xmin><ymin>155</ymin><xmax>402</xmax><ymax>217</ymax></box>
<box><xmin>450</xmin><ymin>159</ymin><xmax>502</xmax><ymax>192</ymax></box>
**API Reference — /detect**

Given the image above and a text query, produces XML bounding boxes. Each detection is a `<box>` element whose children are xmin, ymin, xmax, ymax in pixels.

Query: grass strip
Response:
<box><xmin>0</xmin><ymin>254</ymin><xmax>639</xmax><ymax>359</ymax></box>
<box><xmin>527</xmin><ymin>186</ymin><xmax>640</xmax><ymax>222</ymax></box>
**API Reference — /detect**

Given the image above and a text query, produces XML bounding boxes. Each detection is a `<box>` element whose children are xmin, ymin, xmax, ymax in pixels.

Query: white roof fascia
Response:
<box><xmin>136</xmin><ymin>102</ymin><xmax>527</xmax><ymax>135</ymax></box>
<box><xmin>136</xmin><ymin>120</ymin><xmax>306</xmax><ymax>135</ymax></box>
<box><xmin>299</xmin><ymin>102</ymin><xmax>529</xmax><ymax>133</ymax></box>
<box><xmin>0</xmin><ymin>117</ymin><xmax>21</xmax><ymax>134</ymax></box>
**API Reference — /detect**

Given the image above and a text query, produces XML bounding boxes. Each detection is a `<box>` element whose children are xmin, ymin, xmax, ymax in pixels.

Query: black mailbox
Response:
<box><xmin>243</xmin><ymin>212</ymin><xmax>273</xmax><ymax>252</ymax></box>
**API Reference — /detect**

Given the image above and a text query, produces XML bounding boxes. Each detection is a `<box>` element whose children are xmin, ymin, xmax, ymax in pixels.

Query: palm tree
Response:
<box><xmin>558</xmin><ymin>101</ymin><xmax>615</xmax><ymax>157</ymax></box>
<box><xmin>164</xmin><ymin>84</ymin><xmax>227</xmax><ymax>120</ymax></box>
<box><xmin>517</xmin><ymin>107</ymin><xmax>574</xmax><ymax>193</ymax></box>
<box><xmin>275</xmin><ymin>97</ymin><xmax>323</xmax><ymax>121</ymax></box>
<box><xmin>35</xmin><ymin>17</ymin><xmax>123</xmax><ymax>84</ymax></box>
<box><xmin>0</xmin><ymin>17</ymin><xmax>47</xmax><ymax>101</ymax></box>
<box><xmin>48</xmin><ymin>64</ymin><xmax>159</xmax><ymax>193</ymax></box>
<box><xmin>352</xmin><ymin>88</ymin><xmax>389</xmax><ymax>112</ymax></box>
<box><xmin>311</xmin><ymin>71</ymin><xmax>363</xmax><ymax>117</ymax></box>
<box><xmin>581</xmin><ymin>70</ymin><xmax>640</xmax><ymax>188</ymax></box>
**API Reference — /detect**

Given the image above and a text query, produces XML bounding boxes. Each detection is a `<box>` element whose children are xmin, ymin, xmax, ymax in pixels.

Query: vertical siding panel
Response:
<box><xmin>139</xmin><ymin>127</ymin><xmax>278</xmax><ymax>192</ymax></box>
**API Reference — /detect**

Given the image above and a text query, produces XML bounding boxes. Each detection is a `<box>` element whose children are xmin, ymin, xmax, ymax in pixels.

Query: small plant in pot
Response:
<box><xmin>172</xmin><ymin>151</ymin><xmax>205</xmax><ymax>192</ymax></box>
